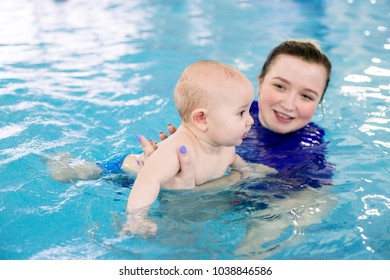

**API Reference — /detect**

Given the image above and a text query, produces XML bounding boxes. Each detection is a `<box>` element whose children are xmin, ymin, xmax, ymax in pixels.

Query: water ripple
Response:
<box><xmin>359</xmin><ymin>194</ymin><xmax>390</xmax><ymax>219</ymax></box>
<box><xmin>340</xmin><ymin>86</ymin><xmax>390</xmax><ymax>102</ymax></box>
<box><xmin>364</xmin><ymin>66</ymin><xmax>390</xmax><ymax>77</ymax></box>
<box><xmin>0</xmin><ymin>124</ymin><xmax>27</xmax><ymax>140</ymax></box>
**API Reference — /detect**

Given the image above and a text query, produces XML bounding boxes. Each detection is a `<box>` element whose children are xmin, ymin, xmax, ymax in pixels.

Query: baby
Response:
<box><xmin>122</xmin><ymin>60</ymin><xmax>257</xmax><ymax>235</ymax></box>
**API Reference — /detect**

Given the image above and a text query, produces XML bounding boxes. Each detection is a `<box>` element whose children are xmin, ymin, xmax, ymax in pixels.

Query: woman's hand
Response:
<box><xmin>161</xmin><ymin>145</ymin><xmax>195</xmax><ymax>190</ymax></box>
<box><xmin>158</xmin><ymin>124</ymin><xmax>177</xmax><ymax>140</ymax></box>
<box><xmin>137</xmin><ymin>124</ymin><xmax>195</xmax><ymax>189</ymax></box>
<box><xmin>135</xmin><ymin>135</ymin><xmax>158</xmax><ymax>167</ymax></box>
<box><xmin>137</xmin><ymin>124</ymin><xmax>178</xmax><ymax>167</ymax></box>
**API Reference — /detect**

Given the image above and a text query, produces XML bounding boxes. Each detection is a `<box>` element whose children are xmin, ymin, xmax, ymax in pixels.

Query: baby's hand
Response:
<box><xmin>253</xmin><ymin>163</ymin><xmax>277</xmax><ymax>175</ymax></box>
<box><xmin>242</xmin><ymin>163</ymin><xmax>277</xmax><ymax>179</ymax></box>
<box><xmin>120</xmin><ymin>209</ymin><xmax>158</xmax><ymax>238</ymax></box>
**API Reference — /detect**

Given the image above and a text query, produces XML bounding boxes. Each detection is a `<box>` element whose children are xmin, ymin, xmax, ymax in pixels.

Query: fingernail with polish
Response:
<box><xmin>136</xmin><ymin>135</ymin><xmax>142</xmax><ymax>142</ymax></box>
<box><xmin>180</xmin><ymin>145</ymin><xmax>186</xmax><ymax>154</ymax></box>
<box><xmin>136</xmin><ymin>160</ymin><xmax>140</xmax><ymax>166</ymax></box>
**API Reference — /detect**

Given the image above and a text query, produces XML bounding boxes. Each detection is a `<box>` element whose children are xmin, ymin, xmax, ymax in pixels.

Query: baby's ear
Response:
<box><xmin>191</xmin><ymin>108</ymin><xmax>208</xmax><ymax>131</ymax></box>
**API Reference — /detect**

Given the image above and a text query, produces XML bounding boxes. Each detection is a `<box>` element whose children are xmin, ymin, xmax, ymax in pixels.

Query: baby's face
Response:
<box><xmin>205</xmin><ymin>77</ymin><xmax>254</xmax><ymax>147</ymax></box>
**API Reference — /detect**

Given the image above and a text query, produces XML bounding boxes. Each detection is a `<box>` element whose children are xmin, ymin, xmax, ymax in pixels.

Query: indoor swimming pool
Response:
<box><xmin>0</xmin><ymin>0</ymin><xmax>389</xmax><ymax>260</ymax></box>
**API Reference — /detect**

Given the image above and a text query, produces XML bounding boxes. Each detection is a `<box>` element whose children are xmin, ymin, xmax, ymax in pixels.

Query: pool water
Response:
<box><xmin>0</xmin><ymin>0</ymin><xmax>389</xmax><ymax>260</ymax></box>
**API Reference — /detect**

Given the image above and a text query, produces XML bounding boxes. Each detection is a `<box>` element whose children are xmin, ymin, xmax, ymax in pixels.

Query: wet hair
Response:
<box><xmin>174</xmin><ymin>60</ymin><xmax>244</xmax><ymax>122</ymax></box>
<box><xmin>259</xmin><ymin>39</ymin><xmax>332</xmax><ymax>102</ymax></box>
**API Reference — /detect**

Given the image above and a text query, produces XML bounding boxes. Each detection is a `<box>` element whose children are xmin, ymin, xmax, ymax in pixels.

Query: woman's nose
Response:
<box><xmin>280</xmin><ymin>94</ymin><xmax>296</xmax><ymax>111</ymax></box>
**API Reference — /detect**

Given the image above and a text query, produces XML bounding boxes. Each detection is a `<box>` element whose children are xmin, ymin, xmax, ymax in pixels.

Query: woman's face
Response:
<box><xmin>258</xmin><ymin>54</ymin><xmax>327</xmax><ymax>134</ymax></box>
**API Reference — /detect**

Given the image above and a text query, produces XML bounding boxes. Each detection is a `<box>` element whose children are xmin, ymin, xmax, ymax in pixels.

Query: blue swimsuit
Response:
<box><xmin>97</xmin><ymin>153</ymin><xmax>129</xmax><ymax>174</ymax></box>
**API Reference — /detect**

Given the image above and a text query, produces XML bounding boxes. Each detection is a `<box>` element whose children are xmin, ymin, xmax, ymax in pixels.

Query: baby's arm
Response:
<box><xmin>196</xmin><ymin>154</ymin><xmax>246</xmax><ymax>190</ymax></box>
<box><xmin>231</xmin><ymin>154</ymin><xmax>277</xmax><ymax>179</ymax></box>
<box><xmin>127</xmin><ymin>142</ymin><xmax>182</xmax><ymax>210</ymax></box>
<box><xmin>127</xmin><ymin>149</ymin><xmax>180</xmax><ymax>210</ymax></box>
<box><xmin>123</xmin><ymin>144</ymin><xmax>182</xmax><ymax>236</ymax></box>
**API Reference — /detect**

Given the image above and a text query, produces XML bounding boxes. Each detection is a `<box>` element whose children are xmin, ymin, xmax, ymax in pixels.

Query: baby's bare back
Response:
<box><xmin>162</xmin><ymin>125</ymin><xmax>236</xmax><ymax>186</ymax></box>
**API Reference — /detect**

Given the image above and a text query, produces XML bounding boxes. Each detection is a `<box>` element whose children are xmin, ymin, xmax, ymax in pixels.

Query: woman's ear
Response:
<box><xmin>191</xmin><ymin>108</ymin><xmax>208</xmax><ymax>131</ymax></box>
<box><xmin>257</xmin><ymin>76</ymin><xmax>264</xmax><ymax>99</ymax></box>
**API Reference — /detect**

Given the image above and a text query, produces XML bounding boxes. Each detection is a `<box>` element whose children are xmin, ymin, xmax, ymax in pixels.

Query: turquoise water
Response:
<box><xmin>0</xmin><ymin>0</ymin><xmax>389</xmax><ymax>260</ymax></box>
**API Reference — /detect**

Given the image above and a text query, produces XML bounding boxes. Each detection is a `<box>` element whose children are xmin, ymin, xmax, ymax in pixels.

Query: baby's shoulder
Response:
<box><xmin>157</xmin><ymin>129</ymin><xmax>193</xmax><ymax>151</ymax></box>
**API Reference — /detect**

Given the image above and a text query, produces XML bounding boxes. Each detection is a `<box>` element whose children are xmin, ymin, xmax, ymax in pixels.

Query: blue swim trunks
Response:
<box><xmin>97</xmin><ymin>153</ymin><xmax>129</xmax><ymax>174</ymax></box>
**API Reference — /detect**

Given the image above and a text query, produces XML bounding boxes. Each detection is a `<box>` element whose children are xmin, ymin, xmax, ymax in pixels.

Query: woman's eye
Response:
<box><xmin>302</xmin><ymin>94</ymin><xmax>314</xmax><ymax>101</ymax></box>
<box><xmin>274</xmin><ymin>83</ymin><xmax>284</xmax><ymax>89</ymax></box>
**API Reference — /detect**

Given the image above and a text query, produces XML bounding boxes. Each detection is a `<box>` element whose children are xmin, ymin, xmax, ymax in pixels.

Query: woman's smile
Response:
<box><xmin>274</xmin><ymin>110</ymin><xmax>294</xmax><ymax>123</ymax></box>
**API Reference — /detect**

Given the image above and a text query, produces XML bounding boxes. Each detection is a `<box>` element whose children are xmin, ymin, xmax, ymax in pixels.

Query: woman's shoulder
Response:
<box><xmin>250</xmin><ymin>100</ymin><xmax>259</xmax><ymax>114</ymax></box>
<box><xmin>295</xmin><ymin>122</ymin><xmax>326</xmax><ymax>147</ymax></box>
<box><xmin>247</xmin><ymin>121</ymin><xmax>325</xmax><ymax>149</ymax></box>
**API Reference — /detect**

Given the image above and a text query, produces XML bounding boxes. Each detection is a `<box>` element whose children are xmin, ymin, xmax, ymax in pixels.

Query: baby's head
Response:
<box><xmin>174</xmin><ymin>60</ymin><xmax>252</xmax><ymax>123</ymax></box>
